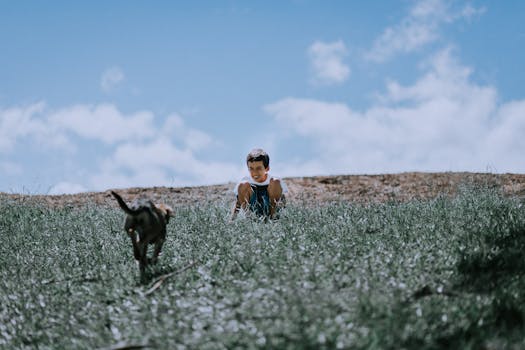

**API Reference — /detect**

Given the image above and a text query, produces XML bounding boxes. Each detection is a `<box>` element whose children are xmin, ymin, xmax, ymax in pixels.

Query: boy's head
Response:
<box><xmin>246</xmin><ymin>148</ymin><xmax>270</xmax><ymax>168</ymax></box>
<box><xmin>246</xmin><ymin>148</ymin><xmax>270</xmax><ymax>182</ymax></box>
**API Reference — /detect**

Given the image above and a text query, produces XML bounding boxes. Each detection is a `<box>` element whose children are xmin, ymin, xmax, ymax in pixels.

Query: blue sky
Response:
<box><xmin>1</xmin><ymin>0</ymin><xmax>524</xmax><ymax>194</ymax></box>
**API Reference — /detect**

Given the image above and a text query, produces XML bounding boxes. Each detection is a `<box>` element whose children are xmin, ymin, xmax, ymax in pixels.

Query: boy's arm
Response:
<box><xmin>279</xmin><ymin>177</ymin><xmax>289</xmax><ymax>194</ymax></box>
<box><xmin>230</xmin><ymin>200</ymin><xmax>240</xmax><ymax>221</ymax></box>
<box><xmin>230</xmin><ymin>180</ymin><xmax>242</xmax><ymax>221</ymax></box>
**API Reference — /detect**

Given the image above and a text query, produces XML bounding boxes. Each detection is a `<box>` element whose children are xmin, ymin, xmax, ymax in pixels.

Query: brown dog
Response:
<box><xmin>111</xmin><ymin>191</ymin><xmax>173</xmax><ymax>277</ymax></box>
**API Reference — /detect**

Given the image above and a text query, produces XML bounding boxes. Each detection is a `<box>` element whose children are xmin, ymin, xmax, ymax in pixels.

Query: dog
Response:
<box><xmin>111</xmin><ymin>191</ymin><xmax>173</xmax><ymax>277</ymax></box>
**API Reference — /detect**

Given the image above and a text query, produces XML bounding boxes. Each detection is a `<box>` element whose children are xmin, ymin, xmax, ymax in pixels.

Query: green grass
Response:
<box><xmin>1</xmin><ymin>186</ymin><xmax>525</xmax><ymax>349</ymax></box>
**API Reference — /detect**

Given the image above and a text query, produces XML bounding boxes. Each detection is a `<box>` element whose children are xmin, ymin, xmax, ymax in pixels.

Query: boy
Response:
<box><xmin>231</xmin><ymin>148</ymin><xmax>288</xmax><ymax>221</ymax></box>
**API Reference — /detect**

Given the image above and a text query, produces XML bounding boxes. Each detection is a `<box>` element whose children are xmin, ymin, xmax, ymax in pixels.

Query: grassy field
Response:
<box><xmin>1</xmin><ymin>186</ymin><xmax>525</xmax><ymax>349</ymax></box>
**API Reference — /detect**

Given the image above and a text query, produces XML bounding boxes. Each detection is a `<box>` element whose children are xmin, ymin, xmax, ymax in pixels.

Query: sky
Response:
<box><xmin>1</xmin><ymin>0</ymin><xmax>524</xmax><ymax>194</ymax></box>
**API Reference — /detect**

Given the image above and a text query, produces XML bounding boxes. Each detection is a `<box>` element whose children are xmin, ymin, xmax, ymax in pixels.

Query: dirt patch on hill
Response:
<box><xmin>2</xmin><ymin>172</ymin><xmax>525</xmax><ymax>209</ymax></box>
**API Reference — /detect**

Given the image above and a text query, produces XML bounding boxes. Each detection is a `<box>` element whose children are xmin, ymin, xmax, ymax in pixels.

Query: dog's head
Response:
<box><xmin>155</xmin><ymin>203</ymin><xmax>173</xmax><ymax>223</ymax></box>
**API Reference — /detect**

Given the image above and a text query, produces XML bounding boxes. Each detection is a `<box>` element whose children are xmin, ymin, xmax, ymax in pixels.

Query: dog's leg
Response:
<box><xmin>128</xmin><ymin>230</ymin><xmax>141</xmax><ymax>261</ymax></box>
<box><xmin>138</xmin><ymin>242</ymin><xmax>148</xmax><ymax>273</ymax></box>
<box><xmin>151</xmin><ymin>238</ymin><xmax>165</xmax><ymax>265</ymax></box>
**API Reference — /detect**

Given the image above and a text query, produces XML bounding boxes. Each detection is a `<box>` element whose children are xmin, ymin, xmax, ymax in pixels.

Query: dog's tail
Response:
<box><xmin>111</xmin><ymin>191</ymin><xmax>143</xmax><ymax>216</ymax></box>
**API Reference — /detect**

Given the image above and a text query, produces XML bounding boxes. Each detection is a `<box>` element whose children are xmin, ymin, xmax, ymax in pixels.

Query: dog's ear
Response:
<box><xmin>156</xmin><ymin>204</ymin><xmax>173</xmax><ymax>223</ymax></box>
<box><xmin>165</xmin><ymin>206</ymin><xmax>173</xmax><ymax>223</ymax></box>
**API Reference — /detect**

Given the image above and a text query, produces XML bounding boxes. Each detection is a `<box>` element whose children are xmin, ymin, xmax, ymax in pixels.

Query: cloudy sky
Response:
<box><xmin>1</xmin><ymin>0</ymin><xmax>524</xmax><ymax>194</ymax></box>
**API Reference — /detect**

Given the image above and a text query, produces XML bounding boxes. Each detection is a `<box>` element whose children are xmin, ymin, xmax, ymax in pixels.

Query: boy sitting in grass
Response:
<box><xmin>231</xmin><ymin>148</ymin><xmax>288</xmax><ymax>221</ymax></box>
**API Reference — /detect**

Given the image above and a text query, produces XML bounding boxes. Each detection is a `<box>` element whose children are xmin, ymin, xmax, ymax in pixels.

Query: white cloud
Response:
<box><xmin>1</xmin><ymin>102</ymin><xmax>239</xmax><ymax>193</ymax></box>
<box><xmin>381</xmin><ymin>48</ymin><xmax>477</xmax><ymax>103</ymax></box>
<box><xmin>0</xmin><ymin>102</ymin><xmax>71</xmax><ymax>153</ymax></box>
<box><xmin>366</xmin><ymin>0</ymin><xmax>485</xmax><ymax>62</ymax></box>
<box><xmin>486</xmin><ymin>100</ymin><xmax>525</xmax><ymax>172</ymax></box>
<box><xmin>49</xmin><ymin>104</ymin><xmax>156</xmax><ymax>144</ymax></box>
<box><xmin>273</xmin><ymin>159</ymin><xmax>328</xmax><ymax>179</ymax></box>
<box><xmin>460</xmin><ymin>3</ymin><xmax>486</xmax><ymax>20</ymax></box>
<box><xmin>0</xmin><ymin>103</ymin><xmax>157</xmax><ymax>152</ymax></box>
<box><xmin>162</xmin><ymin>114</ymin><xmax>213</xmax><ymax>151</ymax></box>
<box><xmin>266</xmin><ymin>98</ymin><xmax>354</xmax><ymax>138</ymax></box>
<box><xmin>265</xmin><ymin>49</ymin><xmax>525</xmax><ymax>174</ymax></box>
<box><xmin>308</xmin><ymin>40</ymin><xmax>350</xmax><ymax>85</ymax></box>
<box><xmin>48</xmin><ymin>182</ymin><xmax>88</xmax><ymax>195</ymax></box>
<box><xmin>90</xmin><ymin>137</ymin><xmax>241</xmax><ymax>191</ymax></box>
<box><xmin>100</xmin><ymin>66</ymin><xmax>125</xmax><ymax>92</ymax></box>
<box><xmin>112</xmin><ymin>138</ymin><xmax>185</xmax><ymax>171</ymax></box>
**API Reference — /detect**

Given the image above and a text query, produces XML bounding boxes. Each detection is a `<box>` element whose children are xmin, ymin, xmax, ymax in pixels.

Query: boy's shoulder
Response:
<box><xmin>237</xmin><ymin>174</ymin><xmax>286</xmax><ymax>185</ymax></box>
<box><xmin>233</xmin><ymin>174</ymin><xmax>288</xmax><ymax>194</ymax></box>
<box><xmin>237</xmin><ymin>175</ymin><xmax>269</xmax><ymax>187</ymax></box>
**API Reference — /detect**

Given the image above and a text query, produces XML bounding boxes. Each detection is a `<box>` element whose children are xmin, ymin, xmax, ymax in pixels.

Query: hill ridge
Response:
<box><xmin>2</xmin><ymin>172</ymin><xmax>524</xmax><ymax>208</ymax></box>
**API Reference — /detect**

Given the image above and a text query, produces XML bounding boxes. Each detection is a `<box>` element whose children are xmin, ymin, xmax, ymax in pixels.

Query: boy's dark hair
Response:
<box><xmin>246</xmin><ymin>148</ymin><xmax>270</xmax><ymax>168</ymax></box>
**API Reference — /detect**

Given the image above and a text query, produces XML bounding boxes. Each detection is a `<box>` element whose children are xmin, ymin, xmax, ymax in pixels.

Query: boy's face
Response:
<box><xmin>248</xmin><ymin>160</ymin><xmax>269</xmax><ymax>183</ymax></box>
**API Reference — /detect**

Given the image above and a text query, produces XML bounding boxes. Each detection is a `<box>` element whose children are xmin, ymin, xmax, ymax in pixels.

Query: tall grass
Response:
<box><xmin>1</xmin><ymin>186</ymin><xmax>524</xmax><ymax>349</ymax></box>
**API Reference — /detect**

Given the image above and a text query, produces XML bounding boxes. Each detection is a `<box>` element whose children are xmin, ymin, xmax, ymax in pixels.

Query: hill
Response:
<box><xmin>2</xmin><ymin>172</ymin><xmax>525</xmax><ymax>208</ymax></box>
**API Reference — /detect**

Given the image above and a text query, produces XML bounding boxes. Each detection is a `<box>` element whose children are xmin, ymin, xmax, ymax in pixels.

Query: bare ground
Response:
<box><xmin>2</xmin><ymin>172</ymin><xmax>525</xmax><ymax>209</ymax></box>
